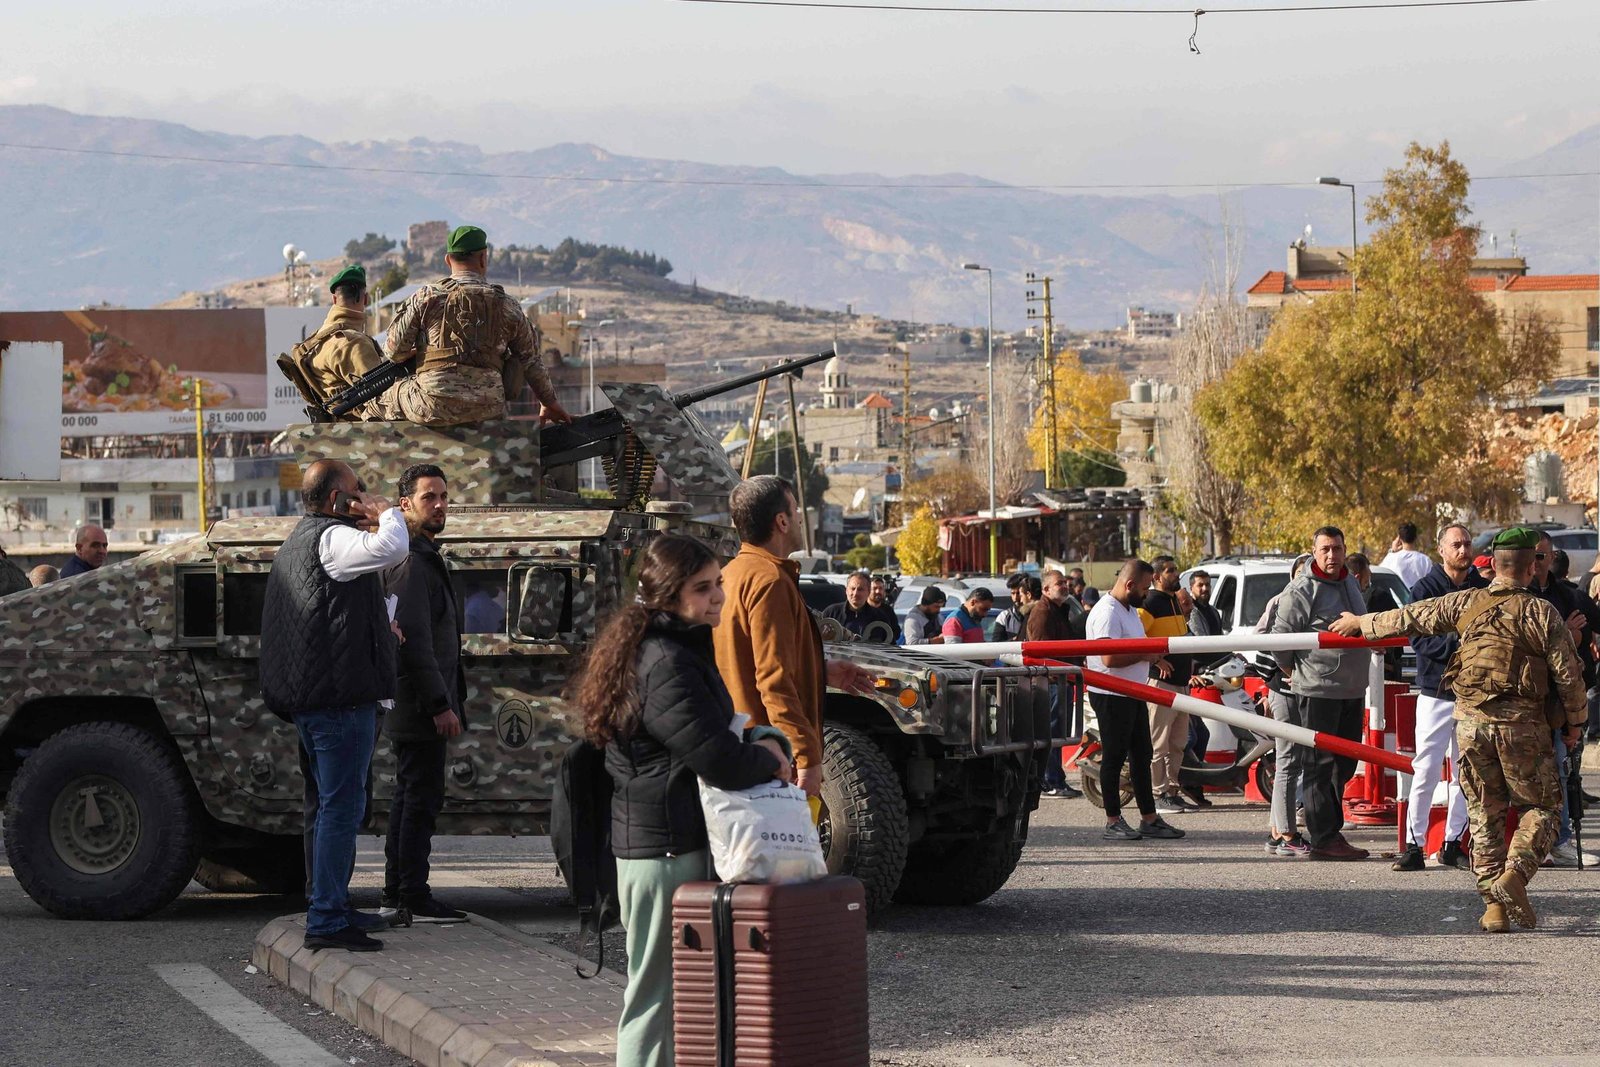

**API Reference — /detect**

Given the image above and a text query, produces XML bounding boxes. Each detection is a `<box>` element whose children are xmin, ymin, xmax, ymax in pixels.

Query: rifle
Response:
<box><xmin>1568</xmin><ymin>733</ymin><xmax>1585</xmax><ymax>870</ymax></box>
<box><xmin>326</xmin><ymin>359</ymin><xmax>409</xmax><ymax>417</ymax></box>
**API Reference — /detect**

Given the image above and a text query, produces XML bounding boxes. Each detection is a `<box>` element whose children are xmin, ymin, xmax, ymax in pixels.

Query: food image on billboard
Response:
<box><xmin>0</xmin><ymin>307</ymin><xmax>328</xmax><ymax>437</ymax></box>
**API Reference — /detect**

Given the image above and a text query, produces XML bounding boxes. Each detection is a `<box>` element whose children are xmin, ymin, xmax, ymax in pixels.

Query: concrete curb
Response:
<box><xmin>252</xmin><ymin>914</ymin><xmax>621</xmax><ymax>1067</ymax></box>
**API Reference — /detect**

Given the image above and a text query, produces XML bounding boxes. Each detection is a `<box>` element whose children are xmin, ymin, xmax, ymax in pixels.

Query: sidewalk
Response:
<box><xmin>252</xmin><ymin>913</ymin><xmax>622</xmax><ymax>1067</ymax></box>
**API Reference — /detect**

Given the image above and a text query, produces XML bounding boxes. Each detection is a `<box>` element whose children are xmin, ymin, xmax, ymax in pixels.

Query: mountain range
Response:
<box><xmin>1</xmin><ymin>104</ymin><xmax>1594</xmax><ymax>328</ymax></box>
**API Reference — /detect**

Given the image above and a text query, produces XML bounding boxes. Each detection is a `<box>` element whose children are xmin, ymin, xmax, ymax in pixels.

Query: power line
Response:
<box><xmin>0</xmin><ymin>140</ymin><xmax>1593</xmax><ymax>192</ymax></box>
<box><xmin>668</xmin><ymin>0</ymin><xmax>1557</xmax><ymax>13</ymax></box>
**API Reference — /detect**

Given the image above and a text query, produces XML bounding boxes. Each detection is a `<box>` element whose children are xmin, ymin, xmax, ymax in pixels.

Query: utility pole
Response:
<box><xmin>899</xmin><ymin>342</ymin><xmax>913</xmax><ymax>488</ymax></box>
<box><xmin>1026</xmin><ymin>273</ymin><xmax>1058</xmax><ymax>488</ymax></box>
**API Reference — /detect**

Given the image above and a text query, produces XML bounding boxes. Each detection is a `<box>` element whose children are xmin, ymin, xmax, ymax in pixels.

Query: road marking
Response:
<box><xmin>152</xmin><ymin>964</ymin><xmax>345</xmax><ymax>1067</ymax></box>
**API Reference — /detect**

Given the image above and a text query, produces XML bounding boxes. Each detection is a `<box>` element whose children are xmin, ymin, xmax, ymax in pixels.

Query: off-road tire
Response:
<box><xmin>818</xmin><ymin>723</ymin><xmax>908</xmax><ymax>917</ymax></box>
<box><xmin>4</xmin><ymin>722</ymin><xmax>202</xmax><ymax>920</ymax></box>
<box><xmin>894</xmin><ymin>810</ymin><xmax>1031</xmax><ymax>906</ymax></box>
<box><xmin>194</xmin><ymin>836</ymin><xmax>305</xmax><ymax>896</ymax></box>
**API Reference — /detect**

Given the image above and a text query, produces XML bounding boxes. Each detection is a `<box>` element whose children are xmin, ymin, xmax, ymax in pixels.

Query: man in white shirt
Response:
<box><xmin>1086</xmin><ymin>559</ymin><xmax>1185</xmax><ymax>842</ymax></box>
<box><xmin>262</xmin><ymin>459</ymin><xmax>411</xmax><ymax>952</ymax></box>
<box><xmin>1379</xmin><ymin>523</ymin><xmax>1432</xmax><ymax>591</ymax></box>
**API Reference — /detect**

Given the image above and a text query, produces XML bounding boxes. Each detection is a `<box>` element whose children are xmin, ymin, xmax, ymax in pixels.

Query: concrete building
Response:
<box><xmin>1126</xmin><ymin>306</ymin><xmax>1181</xmax><ymax>342</ymax></box>
<box><xmin>1246</xmin><ymin>244</ymin><xmax>1599</xmax><ymax>378</ymax></box>
<box><xmin>1110</xmin><ymin>378</ymin><xmax>1181</xmax><ymax>488</ymax></box>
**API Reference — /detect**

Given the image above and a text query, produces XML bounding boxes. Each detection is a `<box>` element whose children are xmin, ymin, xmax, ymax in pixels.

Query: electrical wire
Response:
<box><xmin>0</xmin><ymin>140</ymin><xmax>1593</xmax><ymax>191</ymax></box>
<box><xmin>668</xmin><ymin>0</ymin><xmax>1558</xmax><ymax>13</ymax></box>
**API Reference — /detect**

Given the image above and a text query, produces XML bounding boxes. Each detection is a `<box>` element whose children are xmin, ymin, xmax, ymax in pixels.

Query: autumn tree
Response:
<box><xmin>1197</xmin><ymin>141</ymin><xmax>1557</xmax><ymax>550</ymax></box>
<box><xmin>903</xmin><ymin>460</ymin><xmax>988</xmax><ymax>516</ymax></box>
<box><xmin>1026</xmin><ymin>349</ymin><xmax>1125</xmax><ymax>487</ymax></box>
<box><xmin>896</xmin><ymin>505</ymin><xmax>943</xmax><ymax>576</ymax></box>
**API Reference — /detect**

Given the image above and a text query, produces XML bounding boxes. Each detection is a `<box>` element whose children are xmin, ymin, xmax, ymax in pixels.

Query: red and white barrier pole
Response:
<box><xmin>1015</xmin><ymin>655</ymin><xmax>1415</xmax><ymax>776</ymax></box>
<box><xmin>938</xmin><ymin>632</ymin><xmax>1406</xmax><ymax>663</ymax></box>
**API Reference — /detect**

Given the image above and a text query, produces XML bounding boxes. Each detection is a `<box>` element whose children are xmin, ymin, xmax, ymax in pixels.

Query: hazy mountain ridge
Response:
<box><xmin>1</xmin><ymin>105</ymin><xmax>1592</xmax><ymax>326</ymax></box>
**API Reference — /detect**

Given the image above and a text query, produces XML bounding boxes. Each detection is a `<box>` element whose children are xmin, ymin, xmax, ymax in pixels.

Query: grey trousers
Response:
<box><xmin>615</xmin><ymin>850</ymin><xmax>710</xmax><ymax>1067</ymax></box>
<box><xmin>1268</xmin><ymin>690</ymin><xmax>1304</xmax><ymax>837</ymax></box>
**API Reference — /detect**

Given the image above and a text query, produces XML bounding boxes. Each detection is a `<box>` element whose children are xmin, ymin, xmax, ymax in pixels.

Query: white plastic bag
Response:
<box><xmin>699</xmin><ymin>713</ymin><xmax>827</xmax><ymax>884</ymax></box>
<box><xmin>699</xmin><ymin>776</ymin><xmax>828</xmax><ymax>884</ymax></box>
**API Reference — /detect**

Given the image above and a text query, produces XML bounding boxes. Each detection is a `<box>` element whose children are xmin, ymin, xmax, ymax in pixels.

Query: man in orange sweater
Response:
<box><xmin>714</xmin><ymin>476</ymin><xmax>874</xmax><ymax>797</ymax></box>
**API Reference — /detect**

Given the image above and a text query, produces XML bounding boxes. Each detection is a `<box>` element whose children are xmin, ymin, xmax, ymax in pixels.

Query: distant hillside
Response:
<box><xmin>1</xmin><ymin>105</ymin><xmax>1593</xmax><ymax>326</ymax></box>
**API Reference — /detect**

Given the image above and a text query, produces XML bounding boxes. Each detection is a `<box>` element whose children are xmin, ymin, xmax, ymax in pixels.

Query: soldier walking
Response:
<box><xmin>380</xmin><ymin>225</ymin><xmax>572</xmax><ymax>427</ymax></box>
<box><xmin>1331</xmin><ymin>527</ymin><xmax>1588</xmax><ymax>932</ymax></box>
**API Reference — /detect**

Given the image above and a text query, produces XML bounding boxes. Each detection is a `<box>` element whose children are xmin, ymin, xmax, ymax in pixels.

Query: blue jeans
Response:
<box><xmin>1043</xmin><ymin>684</ymin><xmax>1070</xmax><ymax>789</ymax></box>
<box><xmin>296</xmin><ymin>704</ymin><xmax>379</xmax><ymax>936</ymax></box>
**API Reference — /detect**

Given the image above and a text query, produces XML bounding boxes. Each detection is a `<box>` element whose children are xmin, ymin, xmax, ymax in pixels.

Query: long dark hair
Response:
<box><xmin>570</xmin><ymin>533</ymin><xmax>720</xmax><ymax>746</ymax></box>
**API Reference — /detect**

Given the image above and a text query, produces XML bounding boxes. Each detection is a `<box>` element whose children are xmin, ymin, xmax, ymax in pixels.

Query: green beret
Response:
<box><xmin>1490</xmin><ymin>526</ymin><xmax>1541</xmax><ymax>550</ymax></box>
<box><xmin>327</xmin><ymin>264</ymin><xmax>366</xmax><ymax>293</ymax></box>
<box><xmin>447</xmin><ymin>225</ymin><xmax>488</xmax><ymax>255</ymax></box>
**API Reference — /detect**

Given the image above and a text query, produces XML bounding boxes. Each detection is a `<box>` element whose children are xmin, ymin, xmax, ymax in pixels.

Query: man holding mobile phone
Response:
<box><xmin>380</xmin><ymin>464</ymin><xmax>469</xmax><ymax>925</ymax></box>
<box><xmin>262</xmin><ymin>459</ymin><xmax>410</xmax><ymax>952</ymax></box>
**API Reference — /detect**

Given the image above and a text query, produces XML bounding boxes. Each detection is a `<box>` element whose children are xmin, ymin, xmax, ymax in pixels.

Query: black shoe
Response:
<box><xmin>348</xmin><ymin>909</ymin><xmax>390</xmax><ymax>932</ymax></box>
<box><xmin>1391</xmin><ymin>844</ymin><xmax>1425</xmax><ymax>872</ymax></box>
<box><xmin>1439</xmin><ymin>837</ymin><xmax>1470</xmax><ymax>870</ymax></box>
<box><xmin>405</xmin><ymin>896</ymin><xmax>468</xmax><ymax>924</ymax></box>
<box><xmin>1583</xmin><ymin>790</ymin><xmax>1599</xmax><ymax>806</ymax></box>
<box><xmin>1057</xmin><ymin>781</ymin><xmax>1083</xmax><ymax>798</ymax></box>
<box><xmin>1182</xmin><ymin>786</ymin><xmax>1213</xmax><ymax>809</ymax></box>
<box><xmin>304</xmin><ymin>926</ymin><xmax>383</xmax><ymax>952</ymax></box>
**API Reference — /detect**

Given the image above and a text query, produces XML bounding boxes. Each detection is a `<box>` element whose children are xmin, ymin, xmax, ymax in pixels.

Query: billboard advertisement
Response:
<box><xmin>0</xmin><ymin>307</ymin><xmax>328</xmax><ymax>438</ymax></box>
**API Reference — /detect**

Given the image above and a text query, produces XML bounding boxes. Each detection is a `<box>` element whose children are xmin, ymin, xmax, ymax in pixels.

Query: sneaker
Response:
<box><xmin>1154</xmin><ymin>794</ymin><xmax>1186</xmax><ymax>815</ymax></box>
<box><xmin>1263</xmin><ymin>835</ymin><xmax>1284</xmax><ymax>856</ymax></box>
<box><xmin>1140</xmin><ymin>816</ymin><xmax>1185</xmax><ymax>840</ymax></box>
<box><xmin>1275</xmin><ymin>834</ymin><xmax>1312</xmax><ymax>858</ymax></box>
<box><xmin>347</xmin><ymin>909</ymin><xmax>391</xmax><ymax>932</ymax></box>
<box><xmin>303</xmin><ymin>926</ymin><xmax>382</xmax><ymax>952</ymax></box>
<box><xmin>405</xmin><ymin>896</ymin><xmax>468</xmax><ymax>923</ymax></box>
<box><xmin>1057</xmin><ymin>781</ymin><xmax>1084</xmax><ymax>799</ymax></box>
<box><xmin>1042</xmin><ymin>786</ymin><xmax>1074</xmax><ymax>798</ymax></box>
<box><xmin>1438</xmin><ymin>837</ymin><xmax>1470</xmax><ymax>870</ymax></box>
<box><xmin>1182</xmin><ymin>786</ymin><xmax>1213</xmax><ymax>809</ymax></box>
<box><xmin>1103</xmin><ymin>817</ymin><xmax>1143</xmax><ymax>841</ymax></box>
<box><xmin>1391</xmin><ymin>844</ymin><xmax>1425</xmax><ymax>872</ymax></box>
<box><xmin>1548</xmin><ymin>842</ymin><xmax>1593</xmax><ymax>869</ymax></box>
<box><xmin>1309</xmin><ymin>834</ymin><xmax>1369</xmax><ymax>861</ymax></box>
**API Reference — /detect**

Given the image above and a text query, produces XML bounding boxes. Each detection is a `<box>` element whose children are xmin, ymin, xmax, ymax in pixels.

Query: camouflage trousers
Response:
<box><xmin>377</xmin><ymin>366</ymin><xmax>506</xmax><ymax>426</ymax></box>
<box><xmin>1455</xmin><ymin>720</ymin><xmax>1561</xmax><ymax>897</ymax></box>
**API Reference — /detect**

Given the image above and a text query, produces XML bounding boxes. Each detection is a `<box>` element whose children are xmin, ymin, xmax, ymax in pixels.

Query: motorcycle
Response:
<box><xmin>1066</xmin><ymin>655</ymin><xmax>1277</xmax><ymax>808</ymax></box>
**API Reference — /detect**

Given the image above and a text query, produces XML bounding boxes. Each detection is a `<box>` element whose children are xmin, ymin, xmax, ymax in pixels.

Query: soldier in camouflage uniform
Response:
<box><xmin>277</xmin><ymin>265</ymin><xmax>386</xmax><ymax>421</ymax></box>
<box><xmin>1332</xmin><ymin>527</ymin><xmax>1587</xmax><ymax>932</ymax></box>
<box><xmin>379</xmin><ymin>225</ymin><xmax>572</xmax><ymax>428</ymax></box>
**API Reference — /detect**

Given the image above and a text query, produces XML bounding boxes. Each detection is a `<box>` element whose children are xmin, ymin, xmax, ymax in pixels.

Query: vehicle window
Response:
<box><xmin>454</xmin><ymin>570</ymin><xmax>508</xmax><ymax>634</ymax></box>
<box><xmin>1211</xmin><ymin>576</ymin><xmax>1236</xmax><ymax>629</ymax></box>
<box><xmin>179</xmin><ymin>570</ymin><xmax>218</xmax><ymax>641</ymax></box>
<box><xmin>1554</xmin><ymin>532</ymin><xmax>1598</xmax><ymax>550</ymax></box>
<box><xmin>222</xmin><ymin>572</ymin><xmax>269</xmax><ymax>636</ymax></box>
<box><xmin>800</xmin><ymin>580</ymin><xmax>847</xmax><ymax>613</ymax></box>
<box><xmin>1241</xmin><ymin>574</ymin><xmax>1291</xmax><ymax>629</ymax></box>
<box><xmin>1373</xmin><ymin>573</ymin><xmax>1413</xmax><ymax>606</ymax></box>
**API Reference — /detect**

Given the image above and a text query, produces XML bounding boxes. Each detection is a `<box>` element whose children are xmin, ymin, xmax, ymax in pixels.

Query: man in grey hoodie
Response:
<box><xmin>1270</xmin><ymin>526</ymin><xmax>1373</xmax><ymax>860</ymax></box>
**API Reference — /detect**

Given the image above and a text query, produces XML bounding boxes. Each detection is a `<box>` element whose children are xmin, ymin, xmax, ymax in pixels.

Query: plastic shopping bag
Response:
<box><xmin>699</xmin><ymin>776</ymin><xmax>828</xmax><ymax>884</ymax></box>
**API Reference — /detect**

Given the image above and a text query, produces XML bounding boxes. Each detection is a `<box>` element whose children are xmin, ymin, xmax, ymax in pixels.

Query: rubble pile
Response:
<box><xmin>1489</xmin><ymin>409</ymin><xmax>1600</xmax><ymax>513</ymax></box>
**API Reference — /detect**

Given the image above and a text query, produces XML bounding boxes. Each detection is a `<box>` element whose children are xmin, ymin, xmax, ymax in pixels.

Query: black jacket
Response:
<box><xmin>1532</xmin><ymin>575</ymin><xmax>1600</xmax><ymax>688</ymax></box>
<box><xmin>260</xmin><ymin>513</ymin><xmax>396</xmax><ymax>718</ymax></box>
<box><xmin>1409</xmin><ymin>564</ymin><xmax>1489</xmax><ymax>698</ymax></box>
<box><xmin>820</xmin><ymin>601</ymin><xmax>900</xmax><ymax>642</ymax></box>
<box><xmin>606</xmin><ymin>613</ymin><xmax>784</xmax><ymax>859</ymax></box>
<box><xmin>384</xmin><ymin>533</ymin><xmax>468</xmax><ymax>742</ymax></box>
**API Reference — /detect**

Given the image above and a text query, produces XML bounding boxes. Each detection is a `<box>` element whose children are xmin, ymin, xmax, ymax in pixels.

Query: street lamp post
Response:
<box><xmin>1317</xmin><ymin>176</ymin><xmax>1359</xmax><ymax>297</ymax></box>
<box><xmin>963</xmin><ymin>262</ymin><xmax>998</xmax><ymax>573</ymax></box>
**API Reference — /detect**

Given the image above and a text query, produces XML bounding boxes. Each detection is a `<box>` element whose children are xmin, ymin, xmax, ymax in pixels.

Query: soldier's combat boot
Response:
<box><xmin>1478</xmin><ymin>900</ymin><xmax>1510</xmax><ymax>933</ymax></box>
<box><xmin>1490</xmin><ymin>869</ymin><xmax>1536</xmax><ymax>929</ymax></box>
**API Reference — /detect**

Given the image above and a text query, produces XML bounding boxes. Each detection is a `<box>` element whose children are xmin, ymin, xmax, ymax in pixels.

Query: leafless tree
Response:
<box><xmin>989</xmin><ymin>352</ymin><xmax>1037</xmax><ymax>506</ymax></box>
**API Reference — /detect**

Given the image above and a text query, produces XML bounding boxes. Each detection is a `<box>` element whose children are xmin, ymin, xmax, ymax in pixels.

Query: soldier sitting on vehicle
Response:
<box><xmin>276</xmin><ymin>265</ymin><xmax>386</xmax><ymax>421</ymax></box>
<box><xmin>377</xmin><ymin>225</ymin><xmax>573</xmax><ymax>428</ymax></box>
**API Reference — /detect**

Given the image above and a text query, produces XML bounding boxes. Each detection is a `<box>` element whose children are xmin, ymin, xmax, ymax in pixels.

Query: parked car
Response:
<box><xmin>1472</xmin><ymin>525</ymin><xmax>1597</xmax><ymax>578</ymax></box>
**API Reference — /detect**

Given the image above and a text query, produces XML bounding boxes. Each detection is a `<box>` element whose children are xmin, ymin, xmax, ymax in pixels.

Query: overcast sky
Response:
<box><xmin>3</xmin><ymin>0</ymin><xmax>1597</xmax><ymax>187</ymax></box>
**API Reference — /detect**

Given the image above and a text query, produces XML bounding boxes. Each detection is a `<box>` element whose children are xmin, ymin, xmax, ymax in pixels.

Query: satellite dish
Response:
<box><xmin>1303</xmin><ymin>223</ymin><xmax>1314</xmax><ymax>245</ymax></box>
<box><xmin>851</xmin><ymin>486</ymin><xmax>869</xmax><ymax>510</ymax></box>
<box><xmin>294</xmin><ymin>250</ymin><xmax>308</xmax><ymax>265</ymax></box>
<box><xmin>283</xmin><ymin>243</ymin><xmax>299</xmax><ymax>263</ymax></box>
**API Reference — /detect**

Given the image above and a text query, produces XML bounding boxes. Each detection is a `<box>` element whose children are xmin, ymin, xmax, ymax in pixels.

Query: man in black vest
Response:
<box><xmin>381</xmin><ymin>464</ymin><xmax>469</xmax><ymax>925</ymax></box>
<box><xmin>262</xmin><ymin>459</ymin><xmax>410</xmax><ymax>951</ymax></box>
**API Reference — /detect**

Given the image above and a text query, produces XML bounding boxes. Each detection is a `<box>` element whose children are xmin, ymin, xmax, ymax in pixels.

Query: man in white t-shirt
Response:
<box><xmin>1086</xmin><ymin>559</ymin><xmax>1186</xmax><ymax>842</ymax></box>
<box><xmin>1378</xmin><ymin>522</ymin><xmax>1432</xmax><ymax>590</ymax></box>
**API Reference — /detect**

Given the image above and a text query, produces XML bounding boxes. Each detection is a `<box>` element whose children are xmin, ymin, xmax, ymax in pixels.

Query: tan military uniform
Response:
<box><xmin>283</xmin><ymin>306</ymin><xmax>385</xmax><ymax>421</ymax></box>
<box><xmin>378</xmin><ymin>272</ymin><xmax>557</xmax><ymax>427</ymax></box>
<box><xmin>1359</xmin><ymin>578</ymin><xmax>1587</xmax><ymax>897</ymax></box>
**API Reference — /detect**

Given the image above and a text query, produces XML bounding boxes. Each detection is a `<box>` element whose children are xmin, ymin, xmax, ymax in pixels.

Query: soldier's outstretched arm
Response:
<box><xmin>1354</xmin><ymin>589</ymin><xmax>1467</xmax><ymax>641</ymax></box>
<box><xmin>1542</xmin><ymin>609</ymin><xmax>1589</xmax><ymax>729</ymax></box>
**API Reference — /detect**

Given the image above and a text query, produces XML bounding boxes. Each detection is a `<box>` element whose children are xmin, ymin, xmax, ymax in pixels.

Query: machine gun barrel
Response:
<box><xmin>539</xmin><ymin>349</ymin><xmax>836</xmax><ymax>463</ymax></box>
<box><xmin>327</xmin><ymin>360</ymin><xmax>408</xmax><ymax>417</ymax></box>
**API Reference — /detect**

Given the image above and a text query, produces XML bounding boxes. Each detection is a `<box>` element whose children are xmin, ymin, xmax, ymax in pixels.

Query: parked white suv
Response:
<box><xmin>1471</xmin><ymin>526</ymin><xmax>1597</xmax><ymax>578</ymax></box>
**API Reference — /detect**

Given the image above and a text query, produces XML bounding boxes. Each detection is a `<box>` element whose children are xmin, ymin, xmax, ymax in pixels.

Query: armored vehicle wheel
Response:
<box><xmin>817</xmin><ymin>723</ymin><xmax>908</xmax><ymax>917</ymax></box>
<box><xmin>194</xmin><ymin>837</ymin><xmax>305</xmax><ymax>896</ymax></box>
<box><xmin>894</xmin><ymin>810</ymin><xmax>1030</xmax><ymax>906</ymax></box>
<box><xmin>4</xmin><ymin>722</ymin><xmax>202</xmax><ymax>920</ymax></box>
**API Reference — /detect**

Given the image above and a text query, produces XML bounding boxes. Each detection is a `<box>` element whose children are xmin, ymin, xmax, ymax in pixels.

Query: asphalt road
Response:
<box><xmin>4</xmin><ymin>783</ymin><xmax>1599</xmax><ymax>1067</ymax></box>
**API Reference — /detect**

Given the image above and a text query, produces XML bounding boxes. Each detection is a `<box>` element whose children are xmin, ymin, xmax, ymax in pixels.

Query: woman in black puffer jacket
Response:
<box><xmin>569</xmin><ymin>534</ymin><xmax>790</xmax><ymax>1067</ymax></box>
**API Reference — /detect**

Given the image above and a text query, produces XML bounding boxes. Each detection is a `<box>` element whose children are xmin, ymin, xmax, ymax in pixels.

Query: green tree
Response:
<box><xmin>1197</xmin><ymin>141</ymin><xmax>1558</xmax><ymax>550</ymax></box>
<box><xmin>1056</xmin><ymin>448</ymin><xmax>1124</xmax><ymax>488</ymax></box>
<box><xmin>343</xmin><ymin>232</ymin><xmax>396</xmax><ymax>261</ymax></box>
<box><xmin>746</xmin><ymin>430</ymin><xmax>830</xmax><ymax>513</ymax></box>
<box><xmin>374</xmin><ymin>263</ymin><xmax>408</xmax><ymax>296</ymax></box>
<box><xmin>845</xmin><ymin>536</ymin><xmax>887</xmax><ymax>571</ymax></box>
<box><xmin>897</xmin><ymin>505</ymin><xmax>942</xmax><ymax>576</ymax></box>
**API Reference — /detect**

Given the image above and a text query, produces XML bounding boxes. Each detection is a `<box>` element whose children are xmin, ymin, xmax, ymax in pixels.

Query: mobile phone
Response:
<box><xmin>331</xmin><ymin>492</ymin><xmax>355</xmax><ymax>517</ymax></box>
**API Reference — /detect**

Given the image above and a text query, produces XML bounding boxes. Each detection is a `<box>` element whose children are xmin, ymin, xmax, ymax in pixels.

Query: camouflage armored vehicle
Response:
<box><xmin>0</xmin><ymin>354</ymin><xmax>1079</xmax><ymax>919</ymax></box>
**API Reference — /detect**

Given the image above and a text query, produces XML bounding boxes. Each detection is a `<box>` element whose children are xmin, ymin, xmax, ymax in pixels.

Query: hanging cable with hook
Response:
<box><xmin>1189</xmin><ymin>8</ymin><xmax>1205</xmax><ymax>53</ymax></box>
